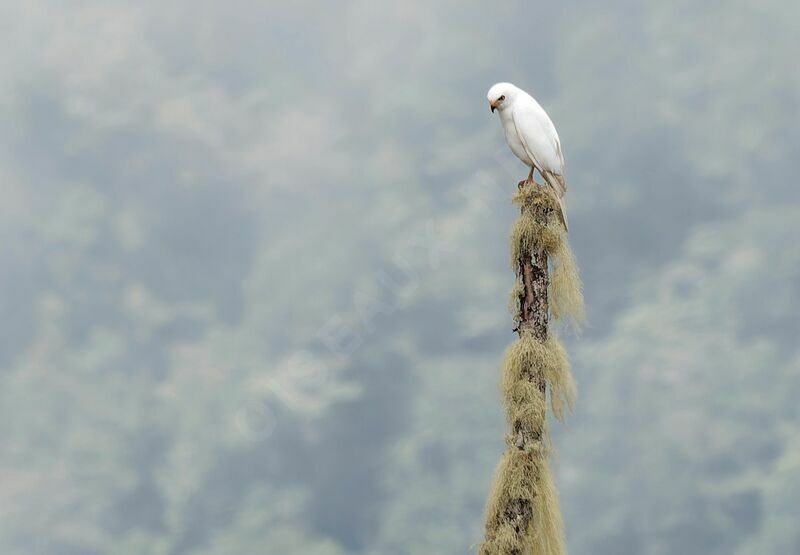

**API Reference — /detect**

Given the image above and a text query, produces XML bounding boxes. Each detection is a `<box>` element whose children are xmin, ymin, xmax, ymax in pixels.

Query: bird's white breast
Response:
<box><xmin>499</xmin><ymin>109</ymin><xmax>533</xmax><ymax>167</ymax></box>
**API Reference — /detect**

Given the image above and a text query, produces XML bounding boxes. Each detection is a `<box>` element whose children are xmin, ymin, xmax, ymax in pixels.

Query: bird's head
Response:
<box><xmin>487</xmin><ymin>82</ymin><xmax>516</xmax><ymax>113</ymax></box>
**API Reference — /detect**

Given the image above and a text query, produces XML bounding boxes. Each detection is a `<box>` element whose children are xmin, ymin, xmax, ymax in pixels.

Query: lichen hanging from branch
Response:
<box><xmin>510</xmin><ymin>186</ymin><xmax>585</xmax><ymax>330</ymax></box>
<box><xmin>480</xmin><ymin>183</ymin><xmax>583</xmax><ymax>555</ymax></box>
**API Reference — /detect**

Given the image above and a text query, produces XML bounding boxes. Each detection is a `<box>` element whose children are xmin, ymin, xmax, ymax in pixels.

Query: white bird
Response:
<box><xmin>487</xmin><ymin>82</ymin><xmax>569</xmax><ymax>230</ymax></box>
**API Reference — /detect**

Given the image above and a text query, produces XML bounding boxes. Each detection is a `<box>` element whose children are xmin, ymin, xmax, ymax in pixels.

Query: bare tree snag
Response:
<box><xmin>481</xmin><ymin>182</ymin><xmax>574</xmax><ymax>555</ymax></box>
<box><xmin>508</xmin><ymin>185</ymin><xmax>550</xmax><ymax>551</ymax></box>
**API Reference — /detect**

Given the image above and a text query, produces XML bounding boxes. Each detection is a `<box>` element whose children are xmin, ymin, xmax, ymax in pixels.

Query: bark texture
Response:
<box><xmin>480</xmin><ymin>183</ymin><xmax>575</xmax><ymax>555</ymax></box>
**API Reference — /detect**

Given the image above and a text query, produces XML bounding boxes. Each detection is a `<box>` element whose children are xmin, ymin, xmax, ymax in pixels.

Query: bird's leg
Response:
<box><xmin>517</xmin><ymin>166</ymin><xmax>536</xmax><ymax>190</ymax></box>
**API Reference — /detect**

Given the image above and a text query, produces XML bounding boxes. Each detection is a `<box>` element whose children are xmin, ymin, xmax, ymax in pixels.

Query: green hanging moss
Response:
<box><xmin>502</xmin><ymin>332</ymin><xmax>575</xmax><ymax>422</ymax></box>
<box><xmin>481</xmin><ymin>184</ymin><xmax>582</xmax><ymax>555</ymax></box>
<box><xmin>510</xmin><ymin>185</ymin><xmax>585</xmax><ymax>330</ymax></box>
<box><xmin>527</xmin><ymin>458</ymin><xmax>567</xmax><ymax>555</ymax></box>
<box><xmin>509</xmin><ymin>211</ymin><xmax>563</xmax><ymax>268</ymax></box>
<box><xmin>549</xmin><ymin>239</ymin><xmax>585</xmax><ymax>330</ymax></box>
<box><xmin>480</xmin><ymin>450</ymin><xmax>566</xmax><ymax>555</ymax></box>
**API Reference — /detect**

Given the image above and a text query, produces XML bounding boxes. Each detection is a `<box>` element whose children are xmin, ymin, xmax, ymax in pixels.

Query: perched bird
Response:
<box><xmin>487</xmin><ymin>82</ymin><xmax>569</xmax><ymax>230</ymax></box>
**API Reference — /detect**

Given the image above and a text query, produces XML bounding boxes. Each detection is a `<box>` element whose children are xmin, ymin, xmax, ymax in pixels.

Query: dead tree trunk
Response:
<box><xmin>481</xmin><ymin>183</ymin><xmax>577</xmax><ymax>555</ymax></box>
<box><xmin>506</xmin><ymin>191</ymin><xmax>551</xmax><ymax>546</ymax></box>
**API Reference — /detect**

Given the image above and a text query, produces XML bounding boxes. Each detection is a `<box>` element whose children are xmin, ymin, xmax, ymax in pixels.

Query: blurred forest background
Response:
<box><xmin>2</xmin><ymin>1</ymin><xmax>799</xmax><ymax>554</ymax></box>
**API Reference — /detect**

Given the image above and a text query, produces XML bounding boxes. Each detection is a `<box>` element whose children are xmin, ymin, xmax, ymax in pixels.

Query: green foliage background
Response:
<box><xmin>1</xmin><ymin>1</ymin><xmax>798</xmax><ymax>553</ymax></box>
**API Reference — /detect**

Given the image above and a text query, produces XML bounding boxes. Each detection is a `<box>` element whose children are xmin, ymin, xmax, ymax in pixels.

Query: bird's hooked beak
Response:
<box><xmin>489</xmin><ymin>100</ymin><xmax>498</xmax><ymax>113</ymax></box>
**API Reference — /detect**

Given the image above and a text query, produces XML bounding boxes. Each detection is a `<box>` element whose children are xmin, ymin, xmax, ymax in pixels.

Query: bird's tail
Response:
<box><xmin>542</xmin><ymin>170</ymin><xmax>569</xmax><ymax>231</ymax></box>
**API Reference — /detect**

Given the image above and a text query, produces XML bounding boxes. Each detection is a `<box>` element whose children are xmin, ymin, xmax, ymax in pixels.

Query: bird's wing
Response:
<box><xmin>511</xmin><ymin>100</ymin><xmax>564</xmax><ymax>175</ymax></box>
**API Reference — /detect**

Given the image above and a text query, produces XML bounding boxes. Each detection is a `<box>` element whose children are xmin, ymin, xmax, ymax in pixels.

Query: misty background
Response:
<box><xmin>2</xmin><ymin>1</ymin><xmax>799</xmax><ymax>554</ymax></box>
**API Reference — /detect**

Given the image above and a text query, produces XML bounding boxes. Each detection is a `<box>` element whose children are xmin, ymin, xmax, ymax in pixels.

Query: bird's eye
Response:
<box><xmin>499</xmin><ymin>95</ymin><xmax>505</xmax><ymax>101</ymax></box>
